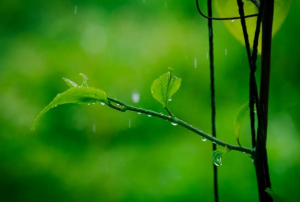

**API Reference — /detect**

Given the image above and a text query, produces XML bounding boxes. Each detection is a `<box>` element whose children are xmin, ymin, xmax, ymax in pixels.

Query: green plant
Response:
<box><xmin>31</xmin><ymin>0</ymin><xmax>292</xmax><ymax>201</ymax></box>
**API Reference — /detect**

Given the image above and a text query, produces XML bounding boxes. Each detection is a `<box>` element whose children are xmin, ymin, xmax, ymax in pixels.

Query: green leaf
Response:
<box><xmin>79</xmin><ymin>73</ymin><xmax>89</xmax><ymax>87</ymax></box>
<box><xmin>234</xmin><ymin>101</ymin><xmax>249</xmax><ymax>147</ymax></box>
<box><xmin>32</xmin><ymin>78</ymin><xmax>108</xmax><ymax>130</ymax></box>
<box><xmin>266</xmin><ymin>188</ymin><xmax>284</xmax><ymax>202</ymax></box>
<box><xmin>63</xmin><ymin>77</ymin><xmax>78</xmax><ymax>87</ymax></box>
<box><xmin>151</xmin><ymin>68</ymin><xmax>182</xmax><ymax>107</ymax></box>
<box><xmin>214</xmin><ymin>0</ymin><xmax>292</xmax><ymax>53</ymax></box>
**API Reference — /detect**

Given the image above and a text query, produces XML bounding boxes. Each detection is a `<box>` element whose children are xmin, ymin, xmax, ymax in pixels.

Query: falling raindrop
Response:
<box><xmin>165</xmin><ymin>1</ymin><xmax>167</xmax><ymax>8</ymax></box>
<box><xmin>132</xmin><ymin>91</ymin><xmax>140</xmax><ymax>103</ymax></box>
<box><xmin>185</xmin><ymin>53</ymin><xmax>188</xmax><ymax>61</ymax></box>
<box><xmin>129</xmin><ymin>119</ymin><xmax>131</xmax><ymax>128</ymax></box>
<box><xmin>225</xmin><ymin>48</ymin><xmax>228</xmax><ymax>55</ymax></box>
<box><xmin>171</xmin><ymin>122</ymin><xmax>177</xmax><ymax>126</ymax></box>
<box><xmin>74</xmin><ymin>5</ymin><xmax>77</xmax><ymax>14</ymax></box>
<box><xmin>194</xmin><ymin>58</ymin><xmax>197</xmax><ymax>68</ymax></box>
<box><xmin>92</xmin><ymin>124</ymin><xmax>96</xmax><ymax>133</ymax></box>
<box><xmin>206</xmin><ymin>52</ymin><xmax>209</xmax><ymax>60</ymax></box>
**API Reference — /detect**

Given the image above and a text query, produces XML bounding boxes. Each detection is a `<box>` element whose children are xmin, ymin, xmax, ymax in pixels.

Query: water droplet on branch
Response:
<box><xmin>171</xmin><ymin>122</ymin><xmax>177</xmax><ymax>126</ymax></box>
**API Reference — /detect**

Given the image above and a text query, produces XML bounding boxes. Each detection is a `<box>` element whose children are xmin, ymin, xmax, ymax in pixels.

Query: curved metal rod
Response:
<box><xmin>196</xmin><ymin>0</ymin><xmax>258</xmax><ymax>20</ymax></box>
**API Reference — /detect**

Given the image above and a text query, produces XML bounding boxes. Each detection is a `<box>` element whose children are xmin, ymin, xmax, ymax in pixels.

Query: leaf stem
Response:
<box><xmin>107</xmin><ymin>97</ymin><xmax>253</xmax><ymax>155</ymax></box>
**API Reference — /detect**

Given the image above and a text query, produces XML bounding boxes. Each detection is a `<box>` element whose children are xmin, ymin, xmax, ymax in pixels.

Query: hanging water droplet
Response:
<box><xmin>87</xmin><ymin>103</ymin><xmax>90</xmax><ymax>105</ymax></box>
<box><xmin>101</xmin><ymin>102</ymin><xmax>105</xmax><ymax>106</ymax></box>
<box><xmin>54</xmin><ymin>105</ymin><xmax>57</xmax><ymax>107</ymax></box>
<box><xmin>171</xmin><ymin>122</ymin><xmax>177</xmax><ymax>126</ymax></box>
<box><xmin>231</xmin><ymin>19</ymin><xmax>235</xmax><ymax>22</ymax></box>
<box><xmin>116</xmin><ymin>103</ymin><xmax>120</xmax><ymax>106</ymax></box>
<box><xmin>254</xmin><ymin>111</ymin><xmax>257</xmax><ymax>114</ymax></box>
<box><xmin>137</xmin><ymin>112</ymin><xmax>141</xmax><ymax>115</ymax></box>
<box><xmin>148</xmin><ymin>115</ymin><xmax>152</xmax><ymax>117</ymax></box>
<box><xmin>214</xmin><ymin>157</ymin><xmax>222</xmax><ymax>166</ymax></box>
<box><xmin>57</xmin><ymin>93</ymin><xmax>61</xmax><ymax>96</ymax></box>
<box><xmin>212</xmin><ymin>151</ymin><xmax>223</xmax><ymax>167</ymax></box>
<box><xmin>168</xmin><ymin>98</ymin><xmax>172</xmax><ymax>101</ymax></box>
<box><xmin>202</xmin><ymin>137</ymin><xmax>207</xmax><ymax>141</ymax></box>
<box><xmin>93</xmin><ymin>103</ymin><xmax>95</xmax><ymax>105</ymax></box>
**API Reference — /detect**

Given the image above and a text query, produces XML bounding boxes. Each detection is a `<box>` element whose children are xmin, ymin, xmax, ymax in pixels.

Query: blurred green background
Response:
<box><xmin>1</xmin><ymin>0</ymin><xmax>299</xmax><ymax>201</ymax></box>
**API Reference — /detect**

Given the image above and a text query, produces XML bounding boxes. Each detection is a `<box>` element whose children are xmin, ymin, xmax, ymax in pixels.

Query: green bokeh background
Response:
<box><xmin>1</xmin><ymin>0</ymin><xmax>299</xmax><ymax>201</ymax></box>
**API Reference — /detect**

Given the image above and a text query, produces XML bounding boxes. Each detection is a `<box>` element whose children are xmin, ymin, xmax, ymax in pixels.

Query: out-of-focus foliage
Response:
<box><xmin>234</xmin><ymin>101</ymin><xmax>249</xmax><ymax>147</ymax></box>
<box><xmin>214</xmin><ymin>0</ymin><xmax>292</xmax><ymax>52</ymax></box>
<box><xmin>0</xmin><ymin>0</ymin><xmax>300</xmax><ymax>202</ymax></box>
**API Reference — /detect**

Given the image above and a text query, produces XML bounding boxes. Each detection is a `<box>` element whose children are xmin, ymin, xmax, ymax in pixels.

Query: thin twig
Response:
<box><xmin>236</xmin><ymin>0</ymin><xmax>257</xmax><ymax>149</ymax></box>
<box><xmin>107</xmin><ymin>97</ymin><xmax>253</xmax><ymax>155</ymax></box>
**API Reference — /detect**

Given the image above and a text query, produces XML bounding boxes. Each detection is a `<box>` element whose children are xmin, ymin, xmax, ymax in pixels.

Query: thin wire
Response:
<box><xmin>206</xmin><ymin>0</ymin><xmax>218</xmax><ymax>201</ymax></box>
<box><xmin>196</xmin><ymin>0</ymin><xmax>258</xmax><ymax>21</ymax></box>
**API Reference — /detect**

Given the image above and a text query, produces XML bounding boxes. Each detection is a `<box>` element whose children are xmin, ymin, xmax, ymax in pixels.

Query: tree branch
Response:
<box><xmin>106</xmin><ymin>97</ymin><xmax>253</xmax><ymax>155</ymax></box>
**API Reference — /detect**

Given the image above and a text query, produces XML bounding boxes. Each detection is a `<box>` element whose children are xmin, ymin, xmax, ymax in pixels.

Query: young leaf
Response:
<box><xmin>79</xmin><ymin>73</ymin><xmax>89</xmax><ymax>87</ymax></box>
<box><xmin>32</xmin><ymin>86</ymin><xmax>108</xmax><ymax>130</ymax></box>
<box><xmin>151</xmin><ymin>68</ymin><xmax>182</xmax><ymax>107</ymax></box>
<box><xmin>266</xmin><ymin>188</ymin><xmax>284</xmax><ymax>202</ymax></box>
<box><xmin>63</xmin><ymin>77</ymin><xmax>78</xmax><ymax>87</ymax></box>
<box><xmin>234</xmin><ymin>101</ymin><xmax>249</xmax><ymax>147</ymax></box>
<box><xmin>214</xmin><ymin>0</ymin><xmax>292</xmax><ymax>53</ymax></box>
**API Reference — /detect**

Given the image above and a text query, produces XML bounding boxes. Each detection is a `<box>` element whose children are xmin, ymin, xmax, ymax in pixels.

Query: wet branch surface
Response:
<box><xmin>107</xmin><ymin>97</ymin><xmax>253</xmax><ymax>155</ymax></box>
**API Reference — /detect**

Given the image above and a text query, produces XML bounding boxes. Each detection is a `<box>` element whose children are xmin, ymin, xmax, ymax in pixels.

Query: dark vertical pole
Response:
<box><xmin>253</xmin><ymin>0</ymin><xmax>274</xmax><ymax>201</ymax></box>
<box><xmin>207</xmin><ymin>1</ymin><xmax>218</xmax><ymax>202</ymax></box>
